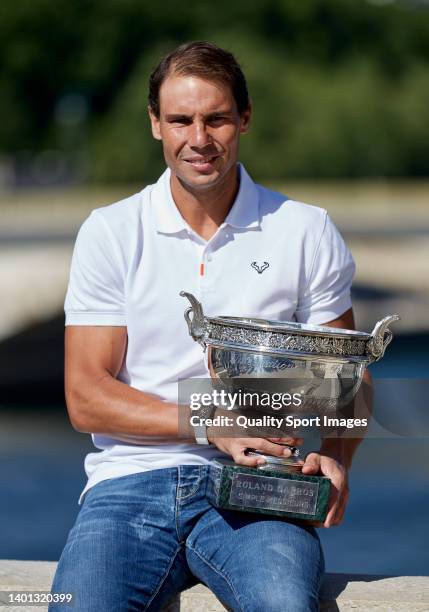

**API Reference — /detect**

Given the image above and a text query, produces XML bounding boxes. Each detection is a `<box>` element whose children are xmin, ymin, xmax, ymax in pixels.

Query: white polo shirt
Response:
<box><xmin>65</xmin><ymin>164</ymin><xmax>355</xmax><ymax>500</ymax></box>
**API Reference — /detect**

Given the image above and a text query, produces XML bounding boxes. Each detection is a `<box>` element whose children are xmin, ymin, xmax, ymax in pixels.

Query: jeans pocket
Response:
<box><xmin>177</xmin><ymin>466</ymin><xmax>206</xmax><ymax>501</ymax></box>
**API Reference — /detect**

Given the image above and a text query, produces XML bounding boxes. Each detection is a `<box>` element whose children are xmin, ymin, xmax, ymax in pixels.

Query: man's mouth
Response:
<box><xmin>183</xmin><ymin>155</ymin><xmax>219</xmax><ymax>165</ymax></box>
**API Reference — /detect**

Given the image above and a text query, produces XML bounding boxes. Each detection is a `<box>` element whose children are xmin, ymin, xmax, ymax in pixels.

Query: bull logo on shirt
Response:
<box><xmin>251</xmin><ymin>261</ymin><xmax>270</xmax><ymax>274</ymax></box>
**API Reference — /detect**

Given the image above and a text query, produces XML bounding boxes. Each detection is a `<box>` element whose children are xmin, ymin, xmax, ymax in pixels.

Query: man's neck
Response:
<box><xmin>170</xmin><ymin>165</ymin><xmax>239</xmax><ymax>241</ymax></box>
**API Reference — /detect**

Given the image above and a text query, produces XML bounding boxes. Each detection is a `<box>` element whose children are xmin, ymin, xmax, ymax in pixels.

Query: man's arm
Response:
<box><xmin>301</xmin><ymin>307</ymin><xmax>373</xmax><ymax>527</ymax></box>
<box><xmin>65</xmin><ymin>325</ymin><xmax>301</xmax><ymax>465</ymax></box>
<box><xmin>65</xmin><ymin>325</ymin><xmax>191</xmax><ymax>438</ymax></box>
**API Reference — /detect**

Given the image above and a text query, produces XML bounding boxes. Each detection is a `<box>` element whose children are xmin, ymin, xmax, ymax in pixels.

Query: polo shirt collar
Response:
<box><xmin>224</xmin><ymin>164</ymin><xmax>260</xmax><ymax>230</ymax></box>
<box><xmin>152</xmin><ymin>163</ymin><xmax>260</xmax><ymax>235</ymax></box>
<box><xmin>152</xmin><ymin>168</ymin><xmax>188</xmax><ymax>234</ymax></box>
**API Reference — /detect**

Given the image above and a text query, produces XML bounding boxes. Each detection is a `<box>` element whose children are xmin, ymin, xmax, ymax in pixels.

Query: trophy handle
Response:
<box><xmin>180</xmin><ymin>291</ymin><xmax>208</xmax><ymax>349</ymax></box>
<box><xmin>367</xmin><ymin>314</ymin><xmax>400</xmax><ymax>361</ymax></box>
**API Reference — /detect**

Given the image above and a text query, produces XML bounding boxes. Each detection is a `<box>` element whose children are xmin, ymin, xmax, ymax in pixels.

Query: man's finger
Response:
<box><xmin>232</xmin><ymin>449</ymin><xmax>268</xmax><ymax>467</ymax></box>
<box><xmin>323</xmin><ymin>504</ymin><xmax>339</xmax><ymax>528</ymax></box>
<box><xmin>324</xmin><ymin>481</ymin><xmax>349</xmax><ymax>527</ymax></box>
<box><xmin>256</xmin><ymin>439</ymin><xmax>296</xmax><ymax>458</ymax></box>
<box><xmin>331</xmin><ymin>488</ymin><xmax>349</xmax><ymax>526</ymax></box>
<box><xmin>234</xmin><ymin>455</ymin><xmax>267</xmax><ymax>468</ymax></box>
<box><xmin>267</xmin><ymin>437</ymin><xmax>304</xmax><ymax>447</ymax></box>
<box><xmin>324</xmin><ymin>494</ymin><xmax>346</xmax><ymax>527</ymax></box>
<box><xmin>323</xmin><ymin>484</ymin><xmax>341</xmax><ymax>527</ymax></box>
<box><xmin>301</xmin><ymin>452</ymin><xmax>321</xmax><ymax>475</ymax></box>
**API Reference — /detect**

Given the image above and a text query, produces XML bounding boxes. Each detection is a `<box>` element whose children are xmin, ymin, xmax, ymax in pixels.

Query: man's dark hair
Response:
<box><xmin>148</xmin><ymin>41</ymin><xmax>250</xmax><ymax>118</ymax></box>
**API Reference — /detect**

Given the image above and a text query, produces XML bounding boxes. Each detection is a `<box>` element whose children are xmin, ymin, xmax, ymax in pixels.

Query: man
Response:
<box><xmin>51</xmin><ymin>41</ymin><xmax>365</xmax><ymax>611</ymax></box>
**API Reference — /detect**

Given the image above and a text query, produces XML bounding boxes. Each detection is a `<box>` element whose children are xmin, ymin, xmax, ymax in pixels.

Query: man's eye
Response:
<box><xmin>168</xmin><ymin>117</ymin><xmax>188</xmax><ymax>126</ymax></box>
<box><xmin>209</xmin><ymin>116</ymin><xmax>226</xmax><ymax>125</ymax></box>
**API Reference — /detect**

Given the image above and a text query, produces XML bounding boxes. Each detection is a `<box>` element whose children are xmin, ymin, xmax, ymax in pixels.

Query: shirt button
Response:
<box><xmin>207</xmin><ymin>254</ymin><xmax>212</xmax><ymax>262</ymax></box>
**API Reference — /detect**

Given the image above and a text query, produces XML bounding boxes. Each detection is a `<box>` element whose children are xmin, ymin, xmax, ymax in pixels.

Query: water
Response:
<box><xmin>319</xmin><ymin>438</ymin><xmax>429</xmax><ymax>575</ymax></box>
<box><xmin>0</xmin><ymin>334</ymin><xmax>428</xmax><ymax>575</ymax></box>
<box><xmin>0</xmin><ymin>413</ymin><xmax>92</xmax><ymax>561</ymax></box>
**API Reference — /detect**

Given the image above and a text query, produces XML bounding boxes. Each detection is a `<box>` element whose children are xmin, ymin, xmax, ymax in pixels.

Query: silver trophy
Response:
<box><xmin>181</xmin><ymin>291</ymin><xmax>399</xmax><ymax>521</ymax></box>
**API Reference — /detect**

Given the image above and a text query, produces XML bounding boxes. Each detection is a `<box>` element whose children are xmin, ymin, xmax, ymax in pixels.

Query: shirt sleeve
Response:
<box><xmin>295</xmin><ymin>212</ymin><xmax>355</xmax><ymax>325</ymax></box>
<box><xmin>64</xmin><ymin>210</ymin><xmax>127</xmax><ymax>326</ymax></box>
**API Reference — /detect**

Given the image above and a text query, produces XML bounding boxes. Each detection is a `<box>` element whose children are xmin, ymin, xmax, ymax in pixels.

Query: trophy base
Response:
<box><xmin>206</xmin><ymin>459</ymin><xmax>331</xmax><ymax>522</ymax></box>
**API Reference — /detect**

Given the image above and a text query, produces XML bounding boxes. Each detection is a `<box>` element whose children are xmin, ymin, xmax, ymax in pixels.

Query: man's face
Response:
<box><xmin>149</xmin><ymin>74</ymin><xmax>251</xmax><ymax>191</ymax></box>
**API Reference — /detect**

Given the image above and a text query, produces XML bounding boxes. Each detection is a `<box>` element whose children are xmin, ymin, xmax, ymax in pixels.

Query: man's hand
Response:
<box><xmin>207</xmin><ymin>434</ymin><xmax>304</xmax><ymax>467</ymax></box>
<box><xmin>301</xmin><ymin>451</ymin><xmax>349</xmax><ymax>528</ymax></box>
<box><xmin>205</xmin><ymin>407</ymin><xmax>304</xmax><ymax>467</ymax></box>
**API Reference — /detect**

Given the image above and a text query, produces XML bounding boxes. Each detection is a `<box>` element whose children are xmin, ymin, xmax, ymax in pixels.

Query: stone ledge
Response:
<box><xmin>1</xmin><ymin>561</ymin><xmax>428</xmax><ymax>611</ymax></box>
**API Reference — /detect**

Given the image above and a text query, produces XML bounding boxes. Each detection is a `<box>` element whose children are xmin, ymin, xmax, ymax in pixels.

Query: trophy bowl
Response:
<box><xmin>180</xmin><ymin>291</ymin><xmax>399</xmax><ymax>415</ymax></box>
<box><xmin>180</xmin><ymin>291</ymin><xmax>400</xmax><ymax>522</ymax></box>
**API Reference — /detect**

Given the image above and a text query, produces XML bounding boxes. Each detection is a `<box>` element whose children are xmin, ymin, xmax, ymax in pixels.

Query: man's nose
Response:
<box><xmin>189</xmin><ymin>120</ymin><xmax>211</xmax><ymax>148</ymax></box>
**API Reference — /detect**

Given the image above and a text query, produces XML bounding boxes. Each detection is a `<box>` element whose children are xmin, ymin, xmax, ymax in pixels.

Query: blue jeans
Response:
<box><xmin>50</xmin><ymin>466</ymin><xmax>324</xmax><ymax>611</ymax></box>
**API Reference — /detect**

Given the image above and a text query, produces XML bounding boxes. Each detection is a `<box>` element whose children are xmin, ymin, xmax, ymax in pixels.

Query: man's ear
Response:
<box><xmin>239</xmin><ymin>101</ymin><xmax>252</xmax><ymax>135</ymax></box>
<box><xmin>148</xmin><ymin>106</ymin><xmax>162</xmax><ymax>141</ymax></box>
